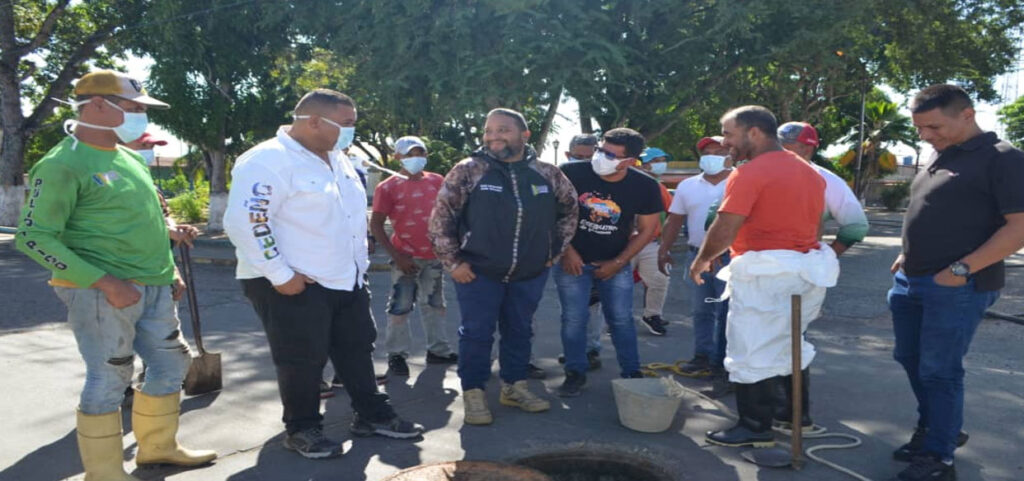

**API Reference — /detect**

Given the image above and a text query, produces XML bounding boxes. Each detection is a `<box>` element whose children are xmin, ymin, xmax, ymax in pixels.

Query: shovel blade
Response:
<box><xmin>184</xmin><ymin>352</ymin><xmax>222</xmax><ymax>396</ymax></box>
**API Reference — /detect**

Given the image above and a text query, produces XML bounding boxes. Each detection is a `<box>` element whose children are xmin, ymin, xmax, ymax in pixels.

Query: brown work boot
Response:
<box><xmin>499</xmin><ymin>380</ymin><xmax>550</xmax><ymax>412</ymax></box>
<box><xmin>462</xmin><ymin>388</ymin><xmax>493</xmax><ymax>425</ymax></box>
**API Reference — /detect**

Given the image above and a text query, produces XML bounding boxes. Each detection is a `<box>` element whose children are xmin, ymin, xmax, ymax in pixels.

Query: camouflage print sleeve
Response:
<box><xmin>538</xmin><ymin>163</ymin><xmax>579</xmax><ymax>262</ymax></box>
<box><xmin>429</xmin><ymin>158</ymin><xmax>484</xmax><ymax>271</ymax></box>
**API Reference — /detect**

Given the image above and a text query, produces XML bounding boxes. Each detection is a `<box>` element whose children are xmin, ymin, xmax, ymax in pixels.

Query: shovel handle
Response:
<box><xmin>791</xmin><ymin>294</ymin><xmax>803</xmax><ymax>469</ymax></box>
<box><xmin>179</xmin><ymin>244</ymin><xmax>205</xmax><ymax>354</ymax></box>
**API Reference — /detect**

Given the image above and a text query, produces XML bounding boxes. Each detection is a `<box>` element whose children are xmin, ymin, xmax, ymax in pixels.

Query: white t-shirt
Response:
<box><xmin>668</xmin><ymin>172</ymin><xmax>729</xmax><ymax>247</ymax></box>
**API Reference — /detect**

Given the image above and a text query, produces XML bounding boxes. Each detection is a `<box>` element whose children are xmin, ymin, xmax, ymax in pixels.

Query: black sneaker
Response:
<box><xmin>350</xmin><ymin>414</ymin><xmax>424</xmax><ymax>439</ymax></box>
<box><xmin>319</xmin><ymin>380</ymin><xmax>336</xmax><ymax>399</ymax></box>
<box><xmin>558</xmin><ymin>371</ymin><xmax>587</xmax><ymax>397</ymax></box>
<box><xmin>894</xmin><ymin>427</ymin><xmax>969</xmax><ymax>462</ymax></box>
<box><xmin>676</xmin><ymin>354</ymin><xmax>712</xmax><ymax>377</ymax></box>
<box><xmin>426</xmin><ymin>351</ymin><xmax>458</xmax><ymax>364</ymax></box>
<box><xmin>640</xmin><ymin>316</ymin><xmax>667</xmax><ymax>336</ymax></box>
<box><xmin>527</xmin><ymin>363</ymin><xmax>547</xmax><ymax>379</ymax></box>
<box><xmin>897</xmin><ymin>454</ymin><xmax>955</xmax><ymax>481</ymax></box>
<box><xmin>388</xmin><ymin>355</ymin><xmax>410</xmax><ymax>376</ymax></box>
<box><xmin>587</xmin><ymin>349</ymin><xmax>602</xmax><ymax>370</ymax></box>
<box><xmin>283</xmin><ymin>427</ymin><xmax>343</xmax><ymax>459</ymax></box>
<box><xmin>331</xmin><ymin>375</ymin><xmax>344</xmax><ymax>388</ymax></box>
<box><xmin>646</xmin><ymin>315</ymin><xmax>668</xmax><ymax>330</ymax></box>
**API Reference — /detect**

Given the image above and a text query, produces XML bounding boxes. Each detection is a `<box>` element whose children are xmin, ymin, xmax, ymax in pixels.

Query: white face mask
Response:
<box><xmin>400</xmin><ymin>156</ymin><xmax>427</xmax><ymax>175</ymax></box>
<box><xmin>57</xmin><ymin>98</ymin><xmax>150</xmax><ymax>143</ymax></box>
<box><xmin>591</xmin><ymin>150</ymin><xmax>622</xmax><ymax>176</ymax></box>
<box><xmin>699</xmin><ymin>155</ymin><xmax>727</xmax><ymax>175</ymax></box>
<box><xmin>649</xmin><ymin>162</ymin><xmax>668</xmax><ymax>175</ymax></box>
<box><xmin>137</xmin><ymin>149</ymin><xmax>156</xmax><ymax>166</ymax></box>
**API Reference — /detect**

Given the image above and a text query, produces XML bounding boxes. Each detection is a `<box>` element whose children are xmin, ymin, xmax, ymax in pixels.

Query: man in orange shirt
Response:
<box><xmin>690</xmin><ymin>105</ymin><xmax>835</xmax><ymax>449</ymax></box>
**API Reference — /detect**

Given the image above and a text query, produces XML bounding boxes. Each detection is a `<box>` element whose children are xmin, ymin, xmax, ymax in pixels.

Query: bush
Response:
<box><xmin>156</xmin><ymin>173</ymin><xmax>191</xmax><ymax>198</ymax></box>
<box><xmin>166</xmin><ymin>177</ymin><xmax>210</xmax><ymax>223</ymax></box>
<box><xmin>880</xmin><ymin>182</ymin><xmax>910</xmax><ymax>211</ymax></box>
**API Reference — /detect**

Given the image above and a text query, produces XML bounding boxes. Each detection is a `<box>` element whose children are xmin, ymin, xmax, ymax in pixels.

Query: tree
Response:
<box><xmin>128</xmin><ymin>0</ymin><xmax>302</xmax><ymax>231</ymax></box>
<box><xmin>0</xmin><ymin>0</ymin><xmax>144</xmax><ymax>225</ymax></box>
<box><xmin>998</xmin><ymin>95</ymin><xmax>1024</xmax><ymax>148</ymax></box>
<box><xmin>836</xmin><ymin>98</ymin><xmax>918</xmax><ymax>196</ymax></box>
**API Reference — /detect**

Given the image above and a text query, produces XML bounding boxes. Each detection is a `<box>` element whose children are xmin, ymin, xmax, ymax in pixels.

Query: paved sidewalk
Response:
<box><xmin>1</xmin><ymin>221</ymin><xmax>1022</xmax><ymax>480</ymax></box>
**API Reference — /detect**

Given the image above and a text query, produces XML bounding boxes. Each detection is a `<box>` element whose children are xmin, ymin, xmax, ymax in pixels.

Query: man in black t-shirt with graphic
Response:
<box><xmin>555</xmin><ymin>128</ymin><xmax>664</xmax><ymax>397</ymax></box>
<box><xmin>888</xmin><ymin>84</ymin><xmax>1024</xmax><ymax>481</ymax></box>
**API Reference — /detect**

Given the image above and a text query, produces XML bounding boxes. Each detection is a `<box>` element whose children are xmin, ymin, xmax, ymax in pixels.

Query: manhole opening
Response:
<box><xmin>515</xmin><ymin>448</ymin><xmax>675</xmax><ymax>481</ymax></box>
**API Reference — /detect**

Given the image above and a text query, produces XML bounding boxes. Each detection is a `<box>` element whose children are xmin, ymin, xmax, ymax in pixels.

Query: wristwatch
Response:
<box><xmin>950</xmin><ymin>261</ymin><xmax>971</xmax><ymax>278</ymax></box>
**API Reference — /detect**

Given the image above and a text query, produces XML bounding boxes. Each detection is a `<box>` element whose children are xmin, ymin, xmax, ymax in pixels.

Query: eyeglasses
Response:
<box><xmin>596</xmin><ymin>147</ymin><xmax>633</xmax><ymax>161</ymax></box>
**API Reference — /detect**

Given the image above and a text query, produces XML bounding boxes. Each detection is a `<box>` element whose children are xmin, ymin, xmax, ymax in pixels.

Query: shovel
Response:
<box><xmin>180</xmin><ymin>244</ymin><xmax>223</xmax><ymax>395</ymax></box>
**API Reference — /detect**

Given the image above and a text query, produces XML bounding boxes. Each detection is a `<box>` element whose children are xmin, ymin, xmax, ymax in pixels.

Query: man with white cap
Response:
<box><xmin>371</xmin><ymin>136</ymin><xmax>457</xmax><ymax>377</ymax></box>
<box><xmin>16</xmin><ymin>69</ymin><xmax>215</xmax><ymax>480</ymax></box>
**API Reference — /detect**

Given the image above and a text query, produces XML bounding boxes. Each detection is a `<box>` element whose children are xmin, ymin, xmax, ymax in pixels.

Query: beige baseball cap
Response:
<box><xmin>73</xmin><ymin>70</ymin><xmax>170</xmax><ymax>109</ymax></box>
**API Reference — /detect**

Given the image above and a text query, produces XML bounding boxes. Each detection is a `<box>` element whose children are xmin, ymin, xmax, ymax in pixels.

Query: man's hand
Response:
<box><xmin>890</xmin><ymin>253</ymin><xmax>905</xmax><ymax>274</ymax></box>
<box><xmin>689</xmin><ymin>257</ymin><xmax>712</xmax><ymax>285</ymax></box>
<box><xmin>451</xmin><ymin>262</ymin><xmax>476</xmax><ymax>284</ymax></box>
<box><xmin>592</xmin><ymin>259</ymin><xmax>624</xmax><ymax>280</ymax></box>
<box><xmin>933</xmin><ymin>267</ymin><xmax>968</xmax><ymax>287</ymax></box>
<box><xmin>367</xmin><ymin>236</ymin><xmax>376</xmax><ymax>255</ymax></box>
<box><xmin>657</xmin><ymin>248</ymin><xmax>674</xmax><ymax>276</ymax></box>
<box><xmin>92</xmin><ymin>274</ymin><xmax>142</xmax><ymax>309</ymax></box>
<box><xmin>829</xmin><ymin>241</ymin><xmax>849</xmax><ymax>257</ymax></box>
<box><xmin>274</xmin><ymin>273</ymin><xmax>315</xmax><ymax>296</ymax></box>
<box><xmin>560</xmin><ymin>247</ymin><xmax>584</xmax><ymax>276</ymax></box>
<box><xmin>393</xmin><ymin>251</ymin><xmax>419</xmax><ymax>275</ymax></box>
<box><xmin>171</xmin><ymin>271</ymin><xmax>187</xmax><ymax>301</ymax></box>
<box><xmin>169</xmin><ymin>224</ymin><xmax>200</xmax><ymax>248</ymax></box>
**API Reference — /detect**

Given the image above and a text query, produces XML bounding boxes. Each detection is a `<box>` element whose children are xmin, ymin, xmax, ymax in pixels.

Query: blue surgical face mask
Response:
<box><xmin>137</xmin><ymin>149</ymin><xmax>156</xmax><ymax>166</ymax></box>
<box><xmin>401</xmin><ymin>156</ymin><xmax>427</xmax><ymax>175</ymax></box>
<box><xmin>295</xmin><ymin>114</ymin><xmax>355</xmax><ymax>151</ymax></box>
<box><xmin>58</xmin><ymin>98</ymin><xmax>149</xmax><ymax>143</ymax></box>
<box><xmin>699</xmin><ymin>155</ymin><xmax>727</xmax><ymax>175</ymax></box>
<box><xmin>649</xmin><ymin>162</ymin><xmax>667</xmax><ymax>175</ymax></box>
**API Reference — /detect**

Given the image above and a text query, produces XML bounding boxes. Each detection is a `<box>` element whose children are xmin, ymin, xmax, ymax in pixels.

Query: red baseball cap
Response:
<box><xmin>696</xmin><ymin>136</ymin><xmax>724</xmax><ymax>152</ymax></box>
<box><xmin>133</xmin><ymin>132</ymin><xmax>168</xmax><ymax>146</ymax></box>
<box><xmin>778</xmin><ymin>122</ymin><xmax>819</xmax><ymax>147</ymax></box>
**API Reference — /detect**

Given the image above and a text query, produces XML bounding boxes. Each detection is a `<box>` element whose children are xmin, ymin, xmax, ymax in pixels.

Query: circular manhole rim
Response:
<box><xmin>513</xmin><ymin>446</ymin><xmax>676</xmax><ymax>481</ymax></box>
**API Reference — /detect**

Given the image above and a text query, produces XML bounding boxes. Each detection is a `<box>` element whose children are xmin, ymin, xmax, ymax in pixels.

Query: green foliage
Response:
<box><xmin>998</xmin><ymin>95</ymin><xmax>1024</xmax><ymax>148</ymax></box>
<box><xmin>156</xmin><ymin>173</ymin><xmax>191</xmax><ymax>198</ymax></box>
<box><xmin>165</xmin><ymin>177</ymin><xmax>210</xmax><ymax>224</ymax></box>
<box><xmin>880</xmin><ymin>182</ymin><xmax>911</xmax><ymax>211</ymax></box>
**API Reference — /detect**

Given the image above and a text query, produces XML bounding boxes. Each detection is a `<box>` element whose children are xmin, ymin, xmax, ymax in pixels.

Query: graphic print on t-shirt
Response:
<box><xmin>579</xmin><ymin>192</ymin><xmax>621</xmax><ymax>234</ymax></box>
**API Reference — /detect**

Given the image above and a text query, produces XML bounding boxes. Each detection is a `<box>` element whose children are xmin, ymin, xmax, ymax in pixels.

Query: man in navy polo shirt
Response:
<box><xmin>888</xmin><ymin>84</ymin><xmax>1024</xmax><ymax>481</ymax></box>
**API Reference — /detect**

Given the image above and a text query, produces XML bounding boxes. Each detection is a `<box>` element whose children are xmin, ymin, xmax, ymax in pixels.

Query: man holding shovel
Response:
<box><xmin>690</xmin><ymin>106</ymin><xmax>838</xmax><ymax>449</ymax></box>
<box><xmin>16</xmin><ymin>70</ymin><xmax>216</xmax><ymax>480</ymax></box>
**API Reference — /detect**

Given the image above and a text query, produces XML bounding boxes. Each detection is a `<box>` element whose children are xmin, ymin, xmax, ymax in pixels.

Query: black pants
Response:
<box><xmin>242</xmin><ymin>278</ymin><xmax>394</xmax><ymax>434</ymax></box>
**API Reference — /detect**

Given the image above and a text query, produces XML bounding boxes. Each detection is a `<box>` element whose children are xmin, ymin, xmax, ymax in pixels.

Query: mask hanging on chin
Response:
<box><xmin>591</xmin><ymin>151</ymin><xmax>621</xmax><ymax>176</ymax></box>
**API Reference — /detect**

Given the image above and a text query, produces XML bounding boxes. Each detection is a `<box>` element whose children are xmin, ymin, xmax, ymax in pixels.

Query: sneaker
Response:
<box><xmin>426</xmin><ymin>351</ymin><xmax>458</xmax><ymax>364</ymax></box>
<box><xmin>283</xmin><ymin>427</ymin><xmax>343</xmax><ymax>459</ymax></box>
<box><xmin>331</xmin><ymin>375</ymin><xmax>344</xmax><ymax>388</ymax></box>
<box><xmin>319</xmin><ymin>380</ymin><xmax>336</xmax><ymax>399</ymax></box>
<box><xmin>388</xmin><ymin>355</ymin><xmax>410</xmax><ymax>376</ymax></box>
<box><xmin>350</xmin><ymin>414</ymin><xmax>423</xmax><ymax>439</ymax></box>
<box><xmin>499</xmin><ymin>380</ymin><xmax>550</xmax><ymax>412</ymax></box>
<box><xmin>894</xmin><ymin>427</ymin><xmax>969</xmax><ymax>462</ymax></box>
<box><xmin>587</xmin><ymin>349</ymin><xmax>602</xmax><ymax>370</ymax></box>
<box><xmin>705</xmin><ymin>423</ymin><xmax>775</xmax><ymax>448</ymax></box>
<box><xmin>646</xmin><ymin>315</ymin><xmax>669</xmax><ymax>330</ymax></box>
<box><xmin>527</xmin><ymin>363</ymin><xmax>547</xmax><ymax>379</ymax></box>
<box><xmin>897</xmin><ymin>454</ymin><xmax>955</xmax><ymax>481</ymax></box>
<box><xmin>557</xmin><ymin>371</ymin><xmax>586</xmax><ymax>397</ymax></box>
<box><xmin>676</xmin><ymin>355</ymin><xmax>712</xmax><ymax>377</ymax></box>
<box><xmin>462</xmin><ymin>388</ymin><xmax>493</xmax><ymax>425</ymax></box>
<box><xmin>640</xmin><ymin>316</ymin><xmax>667</xmax><ymax>336</ymax></box>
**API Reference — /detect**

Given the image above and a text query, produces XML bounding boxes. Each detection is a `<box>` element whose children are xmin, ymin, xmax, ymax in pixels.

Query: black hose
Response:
<box><xmin>985</xmin><ymin>310</ymin><xmax>1024</xmax><ymax>326</ymax></box>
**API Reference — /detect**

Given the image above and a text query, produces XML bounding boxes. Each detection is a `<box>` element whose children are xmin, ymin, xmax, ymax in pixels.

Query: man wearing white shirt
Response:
<box><xmin>658</xmin><ymin>136</ymin><xmax>733</xmax><ymax>384</ymax></box>
<box><xmin>224</xmin><ymin>89</ymin><xmax>421</xmax><ymax>460</ymax></box>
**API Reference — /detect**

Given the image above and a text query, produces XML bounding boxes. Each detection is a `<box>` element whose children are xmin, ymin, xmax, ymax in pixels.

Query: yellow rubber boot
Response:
<box><xmin>132</xmin><ymin>390</ymin><xmax>217</xmax><ymax>466</ymax></box>
<box><xmin>76</xmin><ymin>409</ymin><xmax>140</xmax><ymax>481</ymax></box>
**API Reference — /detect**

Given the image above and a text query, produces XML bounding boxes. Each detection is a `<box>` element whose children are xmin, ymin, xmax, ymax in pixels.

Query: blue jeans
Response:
<box><xmin>688</xmin><ymin>250</ymin><xmax>729</xmax><ymax>367</ymax></box>
<box><xmin>454</xmin><ymin>269</ymin><xmax>549</xmax><ymax>390</ymax></box>
<box><xmin>888</xmin><ymin>271</ymin><xmax>998</xmax><ymax>460</ymax></box>
<box><xmin>383</xmin><ymin>259</ymin><xmax>453</xmax><ymax>358</ymax></box>
<box><xmin>54</xmin><ymin>285</ymin><xmax>191</xmax><ymax>414</ymax></box>
<box><xmin>554</xmin><ymin>264</ymin><xmax>640</xmax><ymax>376</ymax></box>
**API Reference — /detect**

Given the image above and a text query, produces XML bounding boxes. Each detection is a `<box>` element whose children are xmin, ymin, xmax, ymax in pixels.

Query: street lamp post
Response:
<box><xmin>552</xmin><ymin>140</ymin><xmax>560</xmax><ymax>165</ymax></box>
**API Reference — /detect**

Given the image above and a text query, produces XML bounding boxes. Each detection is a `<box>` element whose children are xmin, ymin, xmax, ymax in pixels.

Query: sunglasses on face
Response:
<box><xmin>596</xmin><ymin>147</ymin><xmax>633</xmax><ymax>161</ymax></box>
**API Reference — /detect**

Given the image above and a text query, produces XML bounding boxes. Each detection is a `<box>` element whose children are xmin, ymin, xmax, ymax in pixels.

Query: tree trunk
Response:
<box><xmin>205</xmin><ymin>148</ymin><xmax>228</xmax><ymax>233</ymax></box>
<box><xmin>532</xmin><ymin>88</ymin><xmax>563</xmax><ymax>158</ymax></box>
<box><xmin>0</xmin><ymin>128</ymin><xmax>26</xmax><ymax>226</ymax></box>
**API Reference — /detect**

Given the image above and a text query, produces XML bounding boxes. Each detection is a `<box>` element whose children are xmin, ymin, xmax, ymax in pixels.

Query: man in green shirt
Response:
<box><xmin>16</xmin><ymin>70</ymin><xmax>215</xmax><ymax>480</ymax></box>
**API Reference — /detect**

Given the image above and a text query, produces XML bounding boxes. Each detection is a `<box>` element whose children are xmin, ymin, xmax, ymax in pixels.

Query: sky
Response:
<box><xmin>123</xmin><ymin>53</ymin><xmax>1023</xmax><ymax>164</ymax></box>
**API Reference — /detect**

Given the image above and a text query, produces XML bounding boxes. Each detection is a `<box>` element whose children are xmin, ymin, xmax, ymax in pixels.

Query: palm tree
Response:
<box><xmin>836</xmin><ymin>100</ymin><xmax>918</xmax><ymax>197</ymax></box>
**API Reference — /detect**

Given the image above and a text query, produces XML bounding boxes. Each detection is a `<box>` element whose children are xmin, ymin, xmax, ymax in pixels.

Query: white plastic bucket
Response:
<box><xmin>611</xmin><ymin>378</ymin><xmax>685</xmax><ymax>433</ymax></box>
